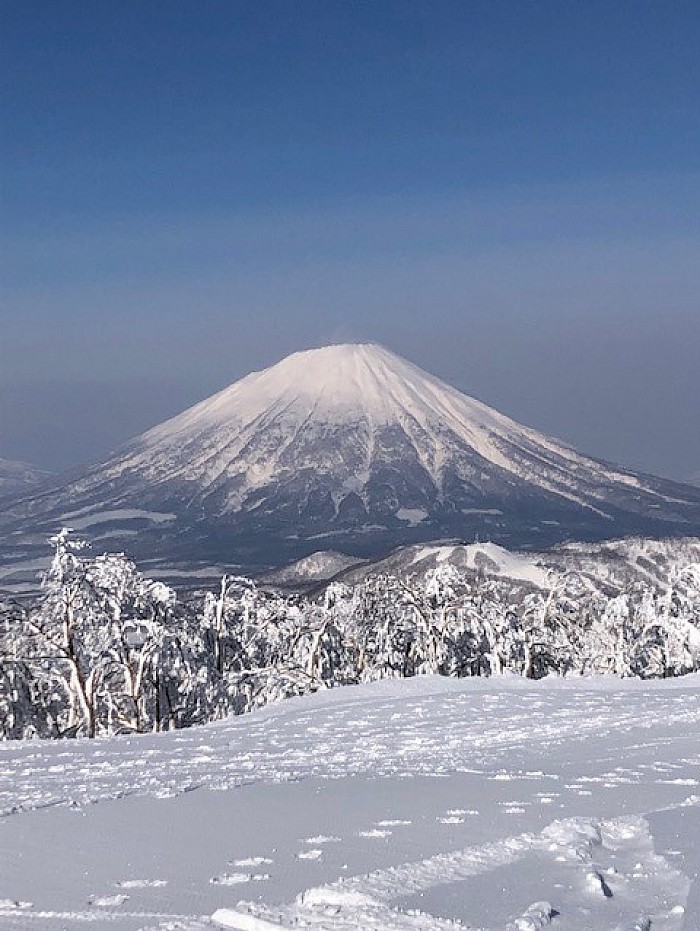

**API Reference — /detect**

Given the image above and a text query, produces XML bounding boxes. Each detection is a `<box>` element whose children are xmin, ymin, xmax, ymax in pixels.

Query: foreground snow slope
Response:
<box><xmin>2</xmin><ymin>675</ymin><xmax>700</xmax><ymax>930</ymax></box>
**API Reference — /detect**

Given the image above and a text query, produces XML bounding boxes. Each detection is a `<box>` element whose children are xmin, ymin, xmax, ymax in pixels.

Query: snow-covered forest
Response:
<box><xmin>2</xmin><ymin>531</ymin><xmax>700</xmax><ymax>740</ymax></box>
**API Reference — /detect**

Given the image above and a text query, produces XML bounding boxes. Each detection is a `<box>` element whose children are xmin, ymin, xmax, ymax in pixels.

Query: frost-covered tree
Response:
<box><xmin>0</xmin><ymin>598</ymin><xmax>58</xmax><ymax>738</ymax></box>
<box><xmin>200</xmin><ymin>575</ymin><xmax>357</xmax><ymax>713</ymax></box>
<box><xmin>6</xmin><ymin>531</ymin><xmax>176</xmax><ymax>737</ymax></box>
<box><xmin>3</xmin><ymin>534</ymin><xmax>700</xmax><ymax>741</ymax></box>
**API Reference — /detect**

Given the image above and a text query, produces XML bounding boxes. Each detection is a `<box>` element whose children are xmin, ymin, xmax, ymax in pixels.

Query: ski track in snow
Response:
<box><xmin>2</xmin><ymin>675</ymin><xmax>700</xmax><ymax>929</ymax></box>
<box><xmin>219</xmin><ymin>813</ymin><xmax>688</xmax><ymax>930</ymax></box>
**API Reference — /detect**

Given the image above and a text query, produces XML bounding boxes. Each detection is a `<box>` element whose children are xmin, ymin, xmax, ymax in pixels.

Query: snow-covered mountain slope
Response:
<box><xmin>328</xmin><ymin>536</ymin><xmax>700</xmax><ymax>602</ymax></box>
<box><xmin>2</xmin><ymin>675</ymin><xmax>700</xmax><ymax>930</ymax></box>
<box><xmin>0</xmin><ymin>458</ymin><xmax>50</xmax><ymax>497</ymax></box>
<box><xmin>329</xmin><ymin>540</ymin><xmax>556</xmax><ymax>591</ymax></box>
<box><xmin>2</xmin><ymin>344</ymin><xmax>700</xmax><ymax>572</ymax></box>
<box><xmin>260</xmin><ymin>550</ymin><xmax>366</xmax><ymax>587</ymax></box>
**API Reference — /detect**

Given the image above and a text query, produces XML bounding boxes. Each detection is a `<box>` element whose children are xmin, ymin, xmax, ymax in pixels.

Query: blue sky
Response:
<box><xmin>1</xmin><ymin>1</ymin><xmax>699</xmax><ymax>478</ymax></box>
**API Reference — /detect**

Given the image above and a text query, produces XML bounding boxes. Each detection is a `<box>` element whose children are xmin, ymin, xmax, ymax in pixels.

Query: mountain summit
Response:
<box><xmin>3</xmin><ymin>343</ymin><xmax>700</xmax><ymax>573</ymax></box>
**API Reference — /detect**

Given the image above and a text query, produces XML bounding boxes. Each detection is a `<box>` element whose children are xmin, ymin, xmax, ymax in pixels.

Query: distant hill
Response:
<box><xmin>324</xmin><ymin>536</ymin><xmax>700</xmax><ymax>603</ymax></box>
<box><xmin>0</xmin><ymin>457</ymin><xmax>51</xmax><ymax>497</ymax></box>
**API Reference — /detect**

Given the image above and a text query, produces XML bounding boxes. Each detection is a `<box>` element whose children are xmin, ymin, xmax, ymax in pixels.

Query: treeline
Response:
<box><xmin>1</xmin><ymin>531</ymin><xmax>700</xmax><ymax>739</ymax></box>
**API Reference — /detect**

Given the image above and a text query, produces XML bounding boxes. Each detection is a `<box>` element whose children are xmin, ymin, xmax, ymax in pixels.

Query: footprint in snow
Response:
<box><xmin>585</xmin><ymin>869</ymin><xmax>614</xmax><ymax>898</ymax></box>
<box><xmin>358</xmin><ymin>828</ymin><xmax>392</xmax><ymax>839</ymax></box>
<box><xmin>89</xmin><ymin>893</ymin><xmax>129</xmax><ymax>907</ymax></box>
<box><xmin>210</xmin><ymin>872</ymin><xmax>270</xmax><ymax>885</ymax></box>
<box><xmin>297</xmin><ymin>848</ymin><xmax>324</xmax><ymax>860</ymax></box>
<box><xmin>437</xmin><ymin>807</ymin><xmax>478</xmax><ymax>823</ymax></box>
<box><xmin>300</xmin><ymin>835</ymin><xmax>340</xmax><ymax>845</ymax></box>
<box><xmin>116</xmin><ymin>878</ymin><xmax>168</xmax><ymax>888</ymax></box>
<box><xmin>507</xmin><ymin>900</ymin><xmax>558</xmax><ymax>929</ymax></box>
<box><xmin>230</xmin><ymin>856</ymin><xmax>274</xmax><ymax>867</ymax></box>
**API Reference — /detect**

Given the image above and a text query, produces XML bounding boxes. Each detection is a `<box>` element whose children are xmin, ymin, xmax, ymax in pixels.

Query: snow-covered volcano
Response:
<box><xmin>3</xmin><ymin>344</ymin><xmax>700</xmax><ymax>571</ymax></box>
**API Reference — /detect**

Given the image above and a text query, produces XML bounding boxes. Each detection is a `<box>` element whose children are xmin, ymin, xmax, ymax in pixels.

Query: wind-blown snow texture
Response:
<box><xmin>2</xmin><ymin>675</ymin><xmax>700</xmax><ymax>929</ymax></box>
<box><xmin>2</xmin><ymin>344</ymin><xmax>700</xmax><ymax>576</ymax></box>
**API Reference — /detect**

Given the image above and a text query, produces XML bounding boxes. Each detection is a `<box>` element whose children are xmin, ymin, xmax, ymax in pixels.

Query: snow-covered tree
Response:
<box><xmin>6</xmin><ymin>531</ymin><xmax>177</xmax><ymax>736</ymax></box>
<box><xmin>3</xmin><ymin>534</ymin><xmax>700</xmax><ymax>741</ymax></box>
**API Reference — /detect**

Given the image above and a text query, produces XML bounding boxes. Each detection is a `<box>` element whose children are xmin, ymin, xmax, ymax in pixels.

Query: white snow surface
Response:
<box><xmin>409</xmin><ymin>542</ymin><xmax>553</xmax><ymax>587</ymax></box>
<box><xmin>77</xmin><ymin>344</ymin><xmax>676</xmax><ymax>516</ymax></box>
<box><xmin>136</xmin><ymin>344</ymin><xmax>644</xmax><ymax>495</ymax></box>
<box><xmin>2</xmin><ymin>674</ymin><xmax>700</xmax><ymax>930</ymax></box>
<box><xmin>144</xmin><ymin>344</ymin><xmax>519</xmax><ymax>443</ymax></box>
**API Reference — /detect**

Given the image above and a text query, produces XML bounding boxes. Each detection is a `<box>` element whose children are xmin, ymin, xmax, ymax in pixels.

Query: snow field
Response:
<box><xmin>1</xmin><ymin>674</ymin><xmax>700</xmax><ymax>929</ymax></box>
